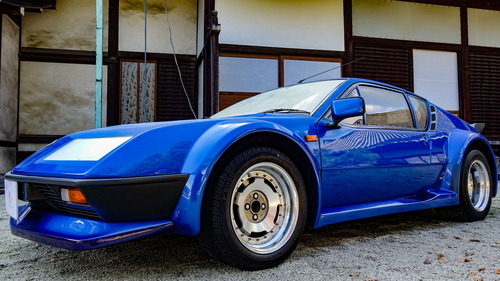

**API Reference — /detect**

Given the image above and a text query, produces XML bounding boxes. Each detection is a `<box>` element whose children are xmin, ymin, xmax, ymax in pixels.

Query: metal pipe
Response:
<box><xmin>95</xmin><ymin>0</ymin><xmax>103</xmax><ymax>128</ymax></box>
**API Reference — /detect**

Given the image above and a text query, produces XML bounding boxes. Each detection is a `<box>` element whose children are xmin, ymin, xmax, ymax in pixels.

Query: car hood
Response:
<box><xmin>12</xmin><ymin>114</ymin><xmax>315</xmax><ymax>179</ymax></box>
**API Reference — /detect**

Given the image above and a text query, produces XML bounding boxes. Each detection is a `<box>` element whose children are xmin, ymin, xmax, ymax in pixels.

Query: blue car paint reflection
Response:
<box><xmin>319</xmin><ymin>124</ymin><xmax>442</xmax><ymax>206</ymax></box>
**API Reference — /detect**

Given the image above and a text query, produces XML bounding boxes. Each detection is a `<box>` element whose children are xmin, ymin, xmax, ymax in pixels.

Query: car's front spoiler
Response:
<box><xmin>10</xmin><ymin>208</ymin><xmax>175</xmax><ymax>250</ymax></box>
<box><xmin>5</xmin><ymin>172</ymin><xmax>189</xmax><ymax>221</ymax></box>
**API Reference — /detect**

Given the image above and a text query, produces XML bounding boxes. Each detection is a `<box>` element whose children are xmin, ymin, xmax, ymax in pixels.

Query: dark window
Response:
<box><xmin>359</xmin><ymin>86</ymin><xmax>414</xmax><ymax>128</ymax></box>
<box><xmin>408</xmin><ymin>95</ymin><xmax>429</xmax><ymax>131</ymax></box>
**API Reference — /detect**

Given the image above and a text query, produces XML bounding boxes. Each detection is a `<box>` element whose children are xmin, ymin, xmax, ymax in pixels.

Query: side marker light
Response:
<box><xmin>305</xmin><ymin>135</ymin><xmax>319</xmax><ymax>142</ymax></box>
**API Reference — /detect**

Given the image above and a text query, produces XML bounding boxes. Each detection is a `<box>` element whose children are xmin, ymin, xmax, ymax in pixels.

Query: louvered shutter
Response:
<box><xmin>157</xmin><ymin>58</ymin><xmax>197</xmax><ymax>121</ymax></box>
<box><xmin>353</xmin><ymin>44</ymin><xmax>412</xmax><ymax>91</ymax></box>
<box><xmin>470</xmin><ymin>52</ymin><xmax>500</xmax><ymax>140</ymax></box>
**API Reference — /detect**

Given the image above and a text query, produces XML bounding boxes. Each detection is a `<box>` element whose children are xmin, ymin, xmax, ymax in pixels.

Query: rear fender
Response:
<box><xmin>444</xmin><ymin>129</ymin><xmax>498</xmax><ymax>197</ymax></box>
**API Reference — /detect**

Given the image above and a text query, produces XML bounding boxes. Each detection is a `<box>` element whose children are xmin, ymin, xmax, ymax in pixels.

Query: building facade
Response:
<box><xmin>1</xmin><ymin>0</ymin><xmax>499</xmax><ymax>175</ymax></box>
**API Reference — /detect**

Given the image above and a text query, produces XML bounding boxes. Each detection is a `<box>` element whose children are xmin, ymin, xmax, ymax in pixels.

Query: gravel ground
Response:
<box><xmin>0</xmin><ymin>194</ymin><xmax>499</xmax><ymax>281</ymax></box>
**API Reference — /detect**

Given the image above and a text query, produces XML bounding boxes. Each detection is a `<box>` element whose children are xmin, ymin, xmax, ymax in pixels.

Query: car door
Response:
<box><xmin>318</xmin><ymin>84</ymin><xmax>441</xmax><ymax>208</ymax></box>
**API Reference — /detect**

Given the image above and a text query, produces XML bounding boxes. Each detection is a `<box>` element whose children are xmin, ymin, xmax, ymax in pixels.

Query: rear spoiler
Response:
<box><xmin>471</xmin><ymin>123</ymin><xmax>485</xmax><ymax>134</ymax></box>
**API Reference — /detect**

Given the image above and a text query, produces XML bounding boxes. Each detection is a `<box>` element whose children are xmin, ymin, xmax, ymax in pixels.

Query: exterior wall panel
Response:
<box><xmin>0</xmin><ymin>15</ymin><xmax>20</xmax><ymax>142</ymax></box>
<box><xmin>469</xmin><ymin>8</ymin><xmax>500</xmax><ymax>48</ymax></box>
<box><xmin>353</xmin><ymin>0</ymin><xmax>460</xmax><ymax>44</ymax></box>
<box><xmin>19</xmin><ymin>62</ymin><xmax>107</xmax><ymax>135</ymax></box>
<box><xmin>0</xmin><ymin>15</ymin><xmax>20</xmax><ymax>173</ymax></box>
<box><xmin>216</xmin><ymin>0</ymin><xmax>344</xmax><ymax>51</ymax></box>
<box><xmin>0</xmin><ymin>147</ymin><xmax>16</xmax><ymax>174</ymax></box>
<box><xmin>21</xmin><ymin>0</ymin><xmax>109</xmax><ymax>51</ymax></box>
<box><xmin>119</xmin><ymin>0</ymin><xmax>197</xmax><ymax>55</ymax></box>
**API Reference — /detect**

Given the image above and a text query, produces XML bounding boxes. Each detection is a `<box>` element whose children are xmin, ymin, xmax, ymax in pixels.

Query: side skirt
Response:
<box><xmin>315</xmin><ymin>189</ymin><xmax>458</xmax><ymax>228</ymax></box>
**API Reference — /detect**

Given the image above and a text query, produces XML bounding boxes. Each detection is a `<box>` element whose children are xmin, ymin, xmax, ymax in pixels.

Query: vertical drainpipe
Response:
<box><xmin>95</xmin><ymin>0</ymin><xmax>103</xmax><ymax>128</ymax></box>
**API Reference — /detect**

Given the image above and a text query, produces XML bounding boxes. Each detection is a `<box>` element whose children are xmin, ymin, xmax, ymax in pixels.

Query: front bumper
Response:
<box><xmin>10</xmin><ymin>210</ymin><xmax>175</xmax><ymax>250</ymax></box>
<box><xmin>5</xmin><ymin>173</ymin><xmax>188</xmax><ymax>250</ymax></box>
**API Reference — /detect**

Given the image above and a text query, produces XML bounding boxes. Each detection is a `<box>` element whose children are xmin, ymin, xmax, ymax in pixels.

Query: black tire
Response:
<box><xmin>200</xmin><ymin>147</ymin><xmax>307</xmax><ymax>270</ymax></box>
<box><xmin>439</xmin><ymin>150</ymin><xmax>493</xmax><ymax>221</ymax></box>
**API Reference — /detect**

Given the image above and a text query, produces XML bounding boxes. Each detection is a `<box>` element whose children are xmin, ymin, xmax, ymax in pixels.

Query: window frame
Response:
<box><xmin>218</xmin><ymin>53</ymin><xmax>343</xmax><ymax>110</ymax></box>
<box><xmin>330</xmin><ymin>83</ymin><xmax>429</xmax><ymax>132</ymax></box>
<box><xmin>406</xmin><ymin>93</ymin><xmax>430</xmax><ymax>132</ymax></box>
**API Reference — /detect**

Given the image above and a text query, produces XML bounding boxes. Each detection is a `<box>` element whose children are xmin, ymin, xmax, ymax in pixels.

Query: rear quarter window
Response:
<box><xmin>408</xmin><ymin>95</ymin><xmax>429</xmax><ymax>131</ymax></box>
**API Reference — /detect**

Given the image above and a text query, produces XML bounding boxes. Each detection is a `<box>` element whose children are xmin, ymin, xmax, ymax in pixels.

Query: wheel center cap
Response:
<box><xmin>244</xmin><ymin>190</ymin><xmax>268</xmax><ymax>223</ymax></box>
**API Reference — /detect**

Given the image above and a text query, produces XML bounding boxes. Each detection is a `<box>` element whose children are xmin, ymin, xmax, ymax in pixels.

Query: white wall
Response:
<box><xmin>0</xmin><ymin>15</ymin><xmax>20</xmax><ymax>173</ymax></box>
<box><xmin>468</xmin><ymin>8</ymin><xmax>500</xmax><ymax>48</ymax></box>
<box><xmin>22</xmin><ymin>0</ymin><xmax>109</xmax><ymax>51</ymax></box>
<box><xmin>0</xmin><ymin>147</ymin><xmax>16</xmax><ymax>174</ymax></box>
<box><xmin>1</xmin><ymin>16</ymin><xmax>19</xmax><ymax>142</ymax></box>
<box><xmin>353</xmin><ymin>0</ymin><xmax>460</xmax><ymax>44</ymax></box>
<box><xmin>197</xmin><ymin>0</ymin><xmax>205</xmax><ymax>56</ymax></box>
<box><xmin>19</xmin><ymin>62</ymin><xmax>107</xmax><ymax>135</ymax></box>
<box><xmin>216</xmin><ymin>0</ymin><xmax>344</xmax><ymax>51</ymax></box>
<box><xmin>119</xmin><ymin>0</ymin><xmax>197</xmax><ymax>54</ymax></box>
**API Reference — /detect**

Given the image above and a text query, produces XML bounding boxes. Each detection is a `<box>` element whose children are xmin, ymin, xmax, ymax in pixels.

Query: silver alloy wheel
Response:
<box><xmin>230</xmin><ymin>162</ymin><xmax>299</xmax><ymax>254</ymax></box>
<box><xmin>467</xmin><ymin>159</ymin><xmax>491</xmax><ymax>212</ymax></box>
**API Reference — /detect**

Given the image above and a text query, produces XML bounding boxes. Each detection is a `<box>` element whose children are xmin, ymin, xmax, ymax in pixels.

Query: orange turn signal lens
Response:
<box><xmin>305</xmin><ymin>135</ymin><xmax>319</xmax><ymax>142</ymax></box>
<box><xmin>61</xmin><ymin>188</ymin><xmax>88</xmax><ymax>204</ymax></box>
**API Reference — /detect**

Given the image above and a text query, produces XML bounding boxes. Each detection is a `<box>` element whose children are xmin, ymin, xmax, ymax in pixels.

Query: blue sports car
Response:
<box><xmin>4</xmin><ymin>78</ymin><xmax>498</xmax><ymax>270</ymax></box>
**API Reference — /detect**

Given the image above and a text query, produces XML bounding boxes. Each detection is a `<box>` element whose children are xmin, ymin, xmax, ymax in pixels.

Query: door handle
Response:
<box><xmin>422</xmin><ymin>134</ymin><xmax>428</xmax><ymax>146</ymax></box>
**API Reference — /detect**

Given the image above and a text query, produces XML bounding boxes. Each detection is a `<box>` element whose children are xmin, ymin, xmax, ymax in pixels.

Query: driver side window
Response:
<box><xmin>359</xmin><ymin>86</ymin><xmax>414</xmax><ymax>128</ymax></box>
<box><xmin>339</xmin><ymin>85</ymin><xmax>416</xmax><ymax>129</ymax></box>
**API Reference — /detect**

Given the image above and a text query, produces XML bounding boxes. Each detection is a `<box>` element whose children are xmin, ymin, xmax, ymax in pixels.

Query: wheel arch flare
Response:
<box><xmin>445</xmin><ymin>129</ymin><xmax>498</xmax><ymax>197</ymax></box>
<box><xmin>171</xmin><ymin>121</ymin><xmax>322</xmax><ymax>236</ymax></box>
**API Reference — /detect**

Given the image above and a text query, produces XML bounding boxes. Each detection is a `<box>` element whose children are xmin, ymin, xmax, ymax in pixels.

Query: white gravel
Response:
<box><xmin>0</xmin><ymin>194</ymin><xmax>499</xmax><ymax>281</ymax></box>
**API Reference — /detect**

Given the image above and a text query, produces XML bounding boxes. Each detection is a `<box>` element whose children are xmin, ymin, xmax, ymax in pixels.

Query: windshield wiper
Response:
<box><xmin>262</xmin><ymin>108</ymin><xmax>310</xmax><ymax>114</ymax></box>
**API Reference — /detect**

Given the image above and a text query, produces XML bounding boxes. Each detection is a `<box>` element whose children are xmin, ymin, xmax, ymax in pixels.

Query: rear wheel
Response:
<box><xmin>440</xmin><ymin>150</ymin><xmax>493</xmax><ymax>221</ymax></box>
<box><xmin>200</xmin><ymin>147</ymin><xmax>307</xmax><ymax>270</ymax></box>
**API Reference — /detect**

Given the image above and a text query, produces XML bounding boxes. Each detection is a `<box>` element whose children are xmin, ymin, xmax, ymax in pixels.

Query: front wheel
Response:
<box><xmin>200</xmin><ymin>147</ymin><xmax>307</xmax><ymax>270</ymax></box>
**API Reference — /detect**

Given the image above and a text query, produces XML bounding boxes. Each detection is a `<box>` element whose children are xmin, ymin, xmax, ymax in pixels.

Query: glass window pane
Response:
<box><xmin>408</xmin><ymin>95</ymin><xmax>429</xmax><ymax>131</ymax></box>
<box><xmin>284</xmin><ymin>60</ymin><xmax>341</xmax><ymax>86</ymax></box>
<box><xmin>413</xmin><ymin>49</ymin><xmax>459</xmax><ymax>111</ymax></box>
<box><xmin>219</xmin><ymin>56</ymin><xmax>278</xmax><ymax>92</ymax></box>
<box><xmin>346</xmin><ymin>88</ymin><xmax>360</xmax><ymax>98</ymax></box>
<box><xmin>213</xmin><ymin>80</ymin><xmax>345</xmax><ymax>118</ymax></box>
<box><xmin>360</xmin><ymin>86</ymin><xmax>414</xmax><ymax>128</ymax></box>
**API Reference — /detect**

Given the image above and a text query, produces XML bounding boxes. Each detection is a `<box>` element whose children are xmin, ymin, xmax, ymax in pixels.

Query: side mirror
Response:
<box><xmin>326</xmin><ymin>97</ymin><xmax>365</xmax><ymax>129</ymax></box>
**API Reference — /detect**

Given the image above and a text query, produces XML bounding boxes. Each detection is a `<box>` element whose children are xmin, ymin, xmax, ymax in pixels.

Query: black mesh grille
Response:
<box><xmin>29</xmin><ymin>183</ymin><xmax>102</xmax><ymax>220</ymax></box>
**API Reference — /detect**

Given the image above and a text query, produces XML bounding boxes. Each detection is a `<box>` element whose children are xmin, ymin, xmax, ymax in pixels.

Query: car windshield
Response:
<box><xmin>211</xmin><ymin>80</ymin><xmax>345</xmax><ymax>118</ymax></box>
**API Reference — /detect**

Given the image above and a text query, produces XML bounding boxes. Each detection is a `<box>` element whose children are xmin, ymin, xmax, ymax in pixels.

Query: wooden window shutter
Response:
<box><xmin>157</xmin><ymin>58</ymin><xmax>197</xmax><ymax>121</ymax></box>
<box><xmin>352</xmin><ymin>43</ymin><xmax>412</xmax><ymax>91</ymax></box>
<box><xmin>470</xmin><ymin>52</ymin><xmax>500</xmax><ymax>140</ymax></box>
